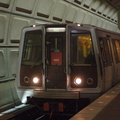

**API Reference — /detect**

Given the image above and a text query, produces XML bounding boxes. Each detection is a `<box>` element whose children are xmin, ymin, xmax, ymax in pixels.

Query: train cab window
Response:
<box><xmin>70</xmin><ymin>30</ymin><xmax>95</xmax><ymax>65</ymax></box>
<box><xmin>50</xmin><ymin>37</ymin><xmax>62</xmax><ymax>53</ymax></box>
<box><xmin>22</xmin><ymin>30</ymin><xmax>42</xmax><ymax>65</ymax></box>
<box><xmin>49</xmin><ymin>37</ymin><xmax>63</xmax><ymax>65</ymax></box>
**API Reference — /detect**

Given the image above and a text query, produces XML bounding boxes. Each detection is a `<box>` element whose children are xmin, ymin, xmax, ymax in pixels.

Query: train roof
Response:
<box><xmin>82</xmin><ymin>24</ymin><xmax>120</xmax><ymax>35</ymax></box>
<box><xmin>23</xmin><ymin>23</ymin><xmax>120</xmax><ymax>35</ymax></box>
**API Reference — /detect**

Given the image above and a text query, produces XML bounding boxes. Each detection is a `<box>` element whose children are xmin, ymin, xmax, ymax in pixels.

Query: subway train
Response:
<box><xmin>16</xmin><ymin>23</ymin><xmax>120</xmax><ymax>112</ymax></box>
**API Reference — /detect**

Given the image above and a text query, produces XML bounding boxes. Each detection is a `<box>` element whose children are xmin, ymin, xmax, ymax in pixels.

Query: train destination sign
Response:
<box><xmin>46</xmin><ymin>27</ymin><xmax>66</xmax><ymax>32</ymax></box>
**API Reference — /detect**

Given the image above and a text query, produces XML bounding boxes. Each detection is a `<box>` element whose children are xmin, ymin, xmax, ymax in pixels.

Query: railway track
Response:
<box><xmin>0</xmin><ymin>104</ymin><xmax>73</xmax><ymax>120</ymax></box>
<box><xmin>35</xmin><ymin>113</ymin><xmax>73</xmax><ymax>120</ymax></box>
<box><xmin>0</xmin><ymin>104</ymin><xmax>35</xmax><ymax>120</ymax></box>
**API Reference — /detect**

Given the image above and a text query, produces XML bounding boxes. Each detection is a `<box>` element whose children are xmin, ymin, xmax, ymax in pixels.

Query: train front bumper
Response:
<box><xmin>33</xmin><ymin>90</ymin><xmax>80</xmax><ymax>99</ymax></box>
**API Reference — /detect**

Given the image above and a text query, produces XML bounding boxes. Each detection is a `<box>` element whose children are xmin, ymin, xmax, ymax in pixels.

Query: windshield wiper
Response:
<box><xmin>31</xmin><ymin>55</ymin><xmax>42</xmax><ymax>68</ymax></box>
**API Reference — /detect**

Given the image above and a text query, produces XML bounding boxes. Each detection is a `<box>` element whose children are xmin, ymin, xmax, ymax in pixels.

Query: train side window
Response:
<box><xmin>70</xmin><ymin>31</ymin><xmax>96</xmax><ymax>65</ymax></box>
<box><xmin>114</xmin><ymin>40</ymin><xmax>120</xmax><ymax>62</ymax></box>
<box><xmin>99</xmin><ymin>37</ymin><xmax>111</xmax><ymax>66</ymax></box>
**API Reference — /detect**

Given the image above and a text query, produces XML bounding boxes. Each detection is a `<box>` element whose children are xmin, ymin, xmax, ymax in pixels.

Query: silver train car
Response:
<box><xmin>16</xmin><ymin>23</ymin><xmax>120</xmax><ymax>112</ymax></box>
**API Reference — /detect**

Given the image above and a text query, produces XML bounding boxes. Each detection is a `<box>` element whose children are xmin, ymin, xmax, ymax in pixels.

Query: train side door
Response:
<box><xmin>45</xmin><ymin>32</ymin><xmax>66</xmax><ymax>89</ymax></box>
<box><xmin>107</xmin><ymin>36</ymin><xmax>116</xmax><ymax>84</ymax></box>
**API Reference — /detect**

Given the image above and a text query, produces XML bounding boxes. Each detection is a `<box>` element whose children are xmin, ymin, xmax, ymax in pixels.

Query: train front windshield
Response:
<box><xmin>21</xmin><ymin>30</ymin><xmax>42</xmax><ymax>66</ymax></box>
<box><xmin>70</xmin><ymin>29</ymin><xmax>97</xmax><ymax>88</ymax></box>
<box><xmin>70</xmin><ymin>30</ymin><xmax>95</xmax><ymax>65</ymax></box>
<box><xmin>20</xmin><ymin>29</ymin><xmax>43</xmax><ymax>87</ymax></box>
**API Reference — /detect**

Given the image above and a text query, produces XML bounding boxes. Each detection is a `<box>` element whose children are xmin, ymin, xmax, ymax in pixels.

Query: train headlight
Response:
<box><xmin>33</xmin><ymin>77</ymin><xmax>40</xmax><ymax>84</ymax></box>
<box><xmin>74</xmin><ymin>77</ymin><xmax>82</xmax><ymax>85</ymax></box>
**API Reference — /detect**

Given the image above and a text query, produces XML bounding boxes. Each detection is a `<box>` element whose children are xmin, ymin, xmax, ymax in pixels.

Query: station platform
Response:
<box><xmin>70</xmin><ymin>82</ymin><xmax>120</xmax><ymax>120</ymax></box>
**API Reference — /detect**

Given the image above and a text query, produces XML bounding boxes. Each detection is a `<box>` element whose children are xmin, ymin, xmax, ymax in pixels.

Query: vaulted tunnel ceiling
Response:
<box><xmin>107</xmin><ymin>0</ymin><xmax>120</xmax><ymax>10</ymax></box>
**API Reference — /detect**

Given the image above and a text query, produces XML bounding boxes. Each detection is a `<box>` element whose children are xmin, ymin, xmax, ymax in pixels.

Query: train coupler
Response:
<box><xmin>43</xmin><ymin>102</ymin><xmax>64</xmax><ymax>112</ymax></box>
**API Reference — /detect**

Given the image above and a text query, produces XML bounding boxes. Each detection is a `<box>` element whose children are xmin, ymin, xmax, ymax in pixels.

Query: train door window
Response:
<box><xmin>49</xmin><ymin>37</ymin><xmax>63</xmax><ymax>65</ymax></box>
<box><xmin>70</xmin><ymin>30</ymin><xmax>96</xmax><ymax>65</ymax></box>
<box><xmin>22</xmin><ymin>30</ymin><xmax>42</xmax><ymax>65</ymax></box>
<box><xmin>114</xmin><ymin>40</ymin><xmax>120</xmax><ymax>62</ymax></box>
<box><xmin>99</xmin><ymin>37</ymin><xmax>111</xmax><ymax>66</ymax></box>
